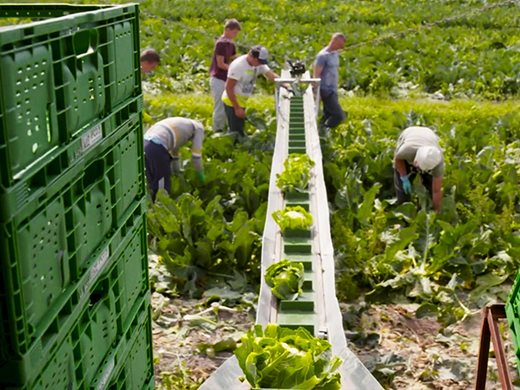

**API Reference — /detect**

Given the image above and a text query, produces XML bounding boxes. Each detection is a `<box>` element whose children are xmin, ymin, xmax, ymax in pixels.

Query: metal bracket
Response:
<box><xmin>474</xmin><ymin>303</ymin><xmax>513</xmax><ymax>390</ymax></box>
<box><xmin>275</xmin><ymin>75</ymin><xmax>321</xmax><ymax>116</ymax></box>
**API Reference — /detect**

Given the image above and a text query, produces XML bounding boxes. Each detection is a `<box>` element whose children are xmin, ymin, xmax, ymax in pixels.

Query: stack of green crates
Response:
<box><xmin>0</xmin><ymin>4</ymin><xmax>154</xmax><ymax>389</ymax></box>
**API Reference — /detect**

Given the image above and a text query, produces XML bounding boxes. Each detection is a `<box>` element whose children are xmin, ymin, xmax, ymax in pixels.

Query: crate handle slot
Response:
<box><xmin>73</xmin><ymin>29</ymin><xmax>98</xmax><ymax>59</ymax></box>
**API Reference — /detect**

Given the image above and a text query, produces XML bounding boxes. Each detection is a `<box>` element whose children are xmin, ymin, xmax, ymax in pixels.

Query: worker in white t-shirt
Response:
<box><xmin>222</xmin><ymin>45</ymin><xmax>279</xmax><ymax>137</ymax></box>
<box><xmin>393</xmin><ymin>126</ymin><xmax>444</xmax><ymax>212</ymax></box>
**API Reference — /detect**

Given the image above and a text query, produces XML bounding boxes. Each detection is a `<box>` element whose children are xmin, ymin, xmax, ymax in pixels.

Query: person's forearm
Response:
<box><xmin>432</xmin><ymin>189</ymin><xmax>442</xmax><ymax>212</ymax></box>
<box><xmin>192</xmin><ymin>155</ymin><xmax>203</xmax><ymax>171</ymax></box>
<box><xmin>394</xmin><ymin>158</ymin><xmax>407</xmax><ymax>177</ymax></box>
<box><xmin>216</xmin><ymin>56</ymin><xmax>228</xmax><ymax>71</ymax></box>
<box><xmin>171</xmin><ymin>157</ymin><xmax>181</xmax><ymax>174</ymax></box>
<box><xmin>265</xmin><ymin>71</ymin><xmax>279</xmax><ymax>81</ymax></box>
<box><xmin>313</xmin><ymin>65</ymin><xmax>322</xmax><ymax>79</ymax></box>
<box><xmin>227</xmin><ymin>88</ymin><xmax>241</xmax><ymax>109</ymax></box>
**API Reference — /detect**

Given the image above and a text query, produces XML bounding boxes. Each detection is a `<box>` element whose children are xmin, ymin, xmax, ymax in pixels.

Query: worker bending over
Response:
<box><xmin>144</xmin><ymin>117</ymin><xmax>205</xmax><ymax>201</ymax></box>
<box><xmin>393</xmin><ymin>126</ymin><xmax>444</xmax><ymax>212</ymax></box>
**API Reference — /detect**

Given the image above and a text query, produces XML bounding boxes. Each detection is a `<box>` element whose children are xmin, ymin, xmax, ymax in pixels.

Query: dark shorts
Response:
<box><xmin>144</xmin><ymin>140</ymin><xmax>172</xmax><ymax>201</ymax></box>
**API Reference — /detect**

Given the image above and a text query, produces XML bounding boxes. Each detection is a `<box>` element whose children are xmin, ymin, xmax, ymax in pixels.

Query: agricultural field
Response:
<box><xmin>48</xmin><ymin>0</ymin><xmax>520</xmax><ymax>388</ymax></box>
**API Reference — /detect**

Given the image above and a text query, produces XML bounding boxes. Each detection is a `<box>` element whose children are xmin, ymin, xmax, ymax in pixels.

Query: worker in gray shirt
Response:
<box><xmin>313</xmin><ymin>33</ymin><xmax>347</xmax><ymax>132</ymax></box>
<box><xmin>144</xmin><ymin>117</ymin><xmax>205</xmax><ymax>201</ymax></box>
<box><xmin>394</xmin><ymin>126</ymin><xmax>444</xmax><ymax>212</ymax></box>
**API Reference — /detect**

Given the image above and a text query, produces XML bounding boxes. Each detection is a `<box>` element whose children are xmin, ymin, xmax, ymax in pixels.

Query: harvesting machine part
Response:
<box><xmin>288</xmin><ymin>59</ymin><xmax>306</xmax><ymax>77</ymax></box>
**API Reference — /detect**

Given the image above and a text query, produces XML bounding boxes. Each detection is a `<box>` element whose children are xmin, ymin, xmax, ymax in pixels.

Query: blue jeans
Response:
<box><xmin>320</xmin><ymin>89</ymin><xmax>345</xmax><ymax>128</ymax></box>
<box><xmin>144</xmin><ymin>140</ymin><xmax>172</xmax><ymax>201</ymax></box>
<box><xmin>224</xmin><ymin>104</ymin><xmax>245</xmax><ymax>137</ymax></box>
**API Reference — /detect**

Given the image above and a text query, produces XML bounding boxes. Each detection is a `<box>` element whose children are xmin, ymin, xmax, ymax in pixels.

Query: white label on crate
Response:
<box><xmin>80</xmin><ymin>123</ymin><xmax>103</xmax><ymax>153</ymax></box>
<box><xmin>96</xmin><ymin>357</ymin><xmax>115</xmax><ymax>390</ymax></box>
<box><xmin>80</xmin><ymin>247</ymin><xmax>110</xmax><ymax>299</ymax></box>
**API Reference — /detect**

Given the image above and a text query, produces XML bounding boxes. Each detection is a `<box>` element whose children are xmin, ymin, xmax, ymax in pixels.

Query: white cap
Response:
<box><xmin>414</xmin><ymin>146</ymin><xmax>442</xmax><ymax>171</ymax></box>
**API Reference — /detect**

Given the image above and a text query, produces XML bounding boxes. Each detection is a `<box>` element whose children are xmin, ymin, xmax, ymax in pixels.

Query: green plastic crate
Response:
<box><xmin>0</xmin><ymin>4</ymin><xmax>141</xmax><ymax>189</ymax></box>
<box><xmin>0</xmin><ymin>95</ymin><xmax>143</xmax><ymax>220</ymax></box>
<box><xmin>0</xmin><ymin>204</ymin><xmax>149</xmax><ymax>387</ymax></box>
<box><xmin>91</xmin><ymin>298</ymin><xmax>154</xmax><ymax>390</ymax></box>
<box><xmin>506</xmin><ymin>270</ymin><xmax>520</xmax><ymax>374</ymax></box>
<box><xmin>0</xmin><ymin>195</ymin><xmax>146</xmax><ymax>380</ymax></box>
<box><xmin>6</xmin><ymin>293</ymin><xmax>151</xmax><ymax>390</ymax></box>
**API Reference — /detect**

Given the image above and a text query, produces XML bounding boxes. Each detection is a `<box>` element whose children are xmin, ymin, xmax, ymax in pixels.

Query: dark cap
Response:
<box><xmin>250</xmin><ymin>45</ymin><xmax>269</xmax><ymax>65</ymax></box>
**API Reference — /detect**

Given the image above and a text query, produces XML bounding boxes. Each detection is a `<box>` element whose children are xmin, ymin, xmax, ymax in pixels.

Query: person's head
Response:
<box><xmin>329</xmin><ymin>32</ymin><xmax>346</xmax><ymax>51</ymax></box>
<box><xmin>248</xmin><ymin>45</ymin><xmax>269</xmax><ymax>66</ymax></box>
<box><xmin>140</xmin><ymin>48</ymin><xmax>160</xmax><ymax>74</ymax></box>
<box><xmin>414</xmin><ymin>146</ymin><xmax>442</xmax><ymax>172</ymax></box>
<box><xmin>223</xmin><ymin>18</ymin><xmax>241</xmax><ymax>39</ymax></box>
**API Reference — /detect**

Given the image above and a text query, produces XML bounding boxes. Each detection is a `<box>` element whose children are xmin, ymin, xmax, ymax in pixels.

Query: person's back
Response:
<box><xmin>393</xmin><ymin>126</ymin><xmax>444</xmax><ymax>212</ymax></box>
<box><xmin>313</xmin><ymin>33</ymin><xmax>346</xmax><ymax>130</ymax></box>
<box><xmin>315</xmin><ymin>47</ymin><xmax>339</xmax><ymax>93</ymax></box>
<box><xmin>395</xmin><ymin>126</ymin><xmax>444</xmax><ymax>176</ymax></box>
<box><xmin>144</xmin><ymin>117</ymin><xmax>205</xmax><ymax>200</ymax></box>
<box><xmin>145</xmin><ymin>117</ymin><xmax>203</xmax><ymax>155</ymax></box>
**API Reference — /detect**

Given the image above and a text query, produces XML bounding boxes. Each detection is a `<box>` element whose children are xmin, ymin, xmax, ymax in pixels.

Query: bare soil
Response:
<box><xmin>151</xmin><ymin>292</ymin><xmax>519</xmax><ymax>389</ymax></box>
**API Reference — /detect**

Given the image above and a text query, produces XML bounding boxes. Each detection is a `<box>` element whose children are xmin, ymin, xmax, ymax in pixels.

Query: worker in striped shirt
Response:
<box><xmin>144</xmin><ymin>117</ymin><xmax>205</xmax><ymax>201</ymax></box>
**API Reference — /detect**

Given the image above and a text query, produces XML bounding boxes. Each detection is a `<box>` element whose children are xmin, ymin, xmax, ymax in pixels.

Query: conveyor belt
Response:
<box><xmin>200</xmin><ymin>70</ymin><xmax>382</xmax><ymax>390</ymax></box>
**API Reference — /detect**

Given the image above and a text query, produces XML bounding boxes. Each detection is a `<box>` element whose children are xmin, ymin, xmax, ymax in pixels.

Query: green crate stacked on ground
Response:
<box><xmin>0</xmin><ymin>3</ymin><xmax>141</xmax><ymax>193</ymax></box>
<box><xmin>506</xmin><ymin>271</ymin><xmax>520</xmax><ymax>375</ymax></box>
<box><xmin>0</xmin><ymin>4</ymin><xmax>154</xmax><ymax>389</ymax></box>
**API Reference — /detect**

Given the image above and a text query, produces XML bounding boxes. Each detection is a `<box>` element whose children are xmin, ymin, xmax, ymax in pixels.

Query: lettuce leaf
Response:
<box><xmin>235</xmin><ymin>324</ymin><xmax>342</xmax><ymax>389</ymax></box>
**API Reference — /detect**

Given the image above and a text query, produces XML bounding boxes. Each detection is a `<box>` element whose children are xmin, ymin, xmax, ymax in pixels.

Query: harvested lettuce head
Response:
<box><xmin>265</xmin><ymin>259</ymin><xmax>304</xmax><ymax>300</ymax></box>
<box><xmin>234</xmin><ymin>324</ymin><xmax>342</xmax><ymax>389</ymax></box>
<box><xmin>276</xmin><ymin>154</ymin><xmax>315</xmax><ymax>193</ymax></box>
<box><xmin>272</xmin><ymin>206</ymin><xmax>313</xmax><ymax>232</ymax></box>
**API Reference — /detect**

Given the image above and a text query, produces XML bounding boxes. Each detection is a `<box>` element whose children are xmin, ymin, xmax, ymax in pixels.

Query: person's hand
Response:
<box><xmin>281</xmin><ymin>83</ymin><xmax>293</xmax><ymax>92</ymax></box>
<box><xmin>400</xmin><ymin>175</ymin><xmax>412</xmax><ymax>194</ymax></box>
<box><xmin>234</xmin><ymin>106</ymin><xmax>246</xmax><ymax>118</ymax></box>
<box><xmin>196</xmin><ymin>170</ymin><xmax>206</xmax><ymax>185</ymax></box>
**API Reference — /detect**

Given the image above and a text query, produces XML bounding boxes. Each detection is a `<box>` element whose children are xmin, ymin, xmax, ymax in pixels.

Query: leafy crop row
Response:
<box><xmin>61</xmin><ymin>0</ymin><xmax>518</xmax><ymax>98</ymax></box>
<box><xmin>145</xmin><ymin>88</ymin><xmax>519</xmax><ymax>326</ymax></box>
<box><xmin>145</xmin><ymin>94</ymin><xmax>275</xmax><ymax>296</ymax></box>
<box><xmin>136</xmin><ymin>0</ymin><xmax>519</xmax><ymax>99</ymax></box>
<box><xmin>325</xmin><ymin>97</ymin><xmax>520</xmax><ymax>324</ymax></box>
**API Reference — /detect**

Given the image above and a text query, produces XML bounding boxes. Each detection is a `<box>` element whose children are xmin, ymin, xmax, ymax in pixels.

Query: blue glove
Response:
<box><xmin>400</xmin><ymin>175</ymin><xmax>412</xmax><ymax>194</ymax></box>
<box><xmin>196</xmin><ymin>170</ymin><xmax>206</xmax><ymax>185</ymax></box>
